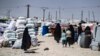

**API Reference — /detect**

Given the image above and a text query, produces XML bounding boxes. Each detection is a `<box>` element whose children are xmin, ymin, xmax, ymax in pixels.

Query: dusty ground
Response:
<box><xmin>0</xmin><ymin>35</ymin><xmax>100</xmax><ymax>56</ymax></box>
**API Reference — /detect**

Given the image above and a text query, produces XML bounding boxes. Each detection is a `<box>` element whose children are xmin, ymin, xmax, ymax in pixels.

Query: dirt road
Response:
<box><xmin>0</xmin><ymin>35</ymin><xmax>100</xmax><ymax>56</ymax></box>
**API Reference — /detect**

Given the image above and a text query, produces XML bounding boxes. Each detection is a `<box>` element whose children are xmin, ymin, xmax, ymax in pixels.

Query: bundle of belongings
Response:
<box><xmin>26</xmin><ymin>18</ymin><xmax>38</xmax><ymax>47</ymax></box>
<box><xmin>1</xmin><ymin>17</ymin><xmax>39</xmax><ymax>49</ymax></box>
<box><xmin>12</xmin><ymin>18</ymin><xmax>38</xmax><ymax>49</ymax></box>
<box><xmin>2</xmin><ymin>30</ymin><xmax>16</xmax><ymax>47</ymax></box>
<box><xmin>90</xmin><ymin>25</ymin><xmax>100</xmax><ymax>51</ymax></box>
<box><xmin>78</xmin><ymin>26</ymin><xmax>92</xmax><ymax>48</ymax></box>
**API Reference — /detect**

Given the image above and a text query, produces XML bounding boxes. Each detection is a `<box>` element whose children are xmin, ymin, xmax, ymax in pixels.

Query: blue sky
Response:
<box><xmin>0</xmin><ymin>0</ymin><xmax>100</xmax><ymax>21</ymax></box>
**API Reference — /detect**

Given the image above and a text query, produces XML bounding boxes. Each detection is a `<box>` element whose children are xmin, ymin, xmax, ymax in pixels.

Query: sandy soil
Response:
<box><xmin>0</xmin><ymin>35</ymin><xmax>100</xmax><ymax>56</ymax></box>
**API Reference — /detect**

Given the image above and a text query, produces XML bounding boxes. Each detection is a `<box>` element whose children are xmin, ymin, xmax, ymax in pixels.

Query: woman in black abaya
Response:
<box><xmin>84</xmin><ymin>26</ymin><xmax>92</xmax><ymax>48</ymax></box>
<box><xmin>69</xmin><ymin>24</ymin><xmax>75</xmax><ymax>45</ymax></box>
<box><xmin>21</xmin><ymin>27</ymin><xmax>31</xmax><ymax>51</ymax></box>
<box><xmin>54</xmin><ymin>23</ymin><xmax>61</xmax><ymax>43</ymax></box>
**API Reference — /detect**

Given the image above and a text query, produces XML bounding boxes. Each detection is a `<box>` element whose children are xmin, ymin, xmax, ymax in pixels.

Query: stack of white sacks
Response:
<box><xmin>3</xmin><ymin>30</ymin><xmax>16</xmax><ymax>47</ymax></box>
<box><xmin>26</xmin><ymin>18</ymin><xmax>38</xmax><ymax>47</ymax></box>
<box><xmin>12</xmin><ymin>17</ymin><xmax>26</xmax><ymax>48</ymax></box>
<box><xmin>15</xmin><ymin>17</ymin><xmax>26</xmax><ymax>39</ymax></box>
<box><xmin>2</xmin><ymin>19</ymin><xmax>17</xmax><ymax>47</ymax></box>
<box><xmin>13</xmin><ymin>17</ymin><xmax>38</xmax><ymax>48</ymax></box>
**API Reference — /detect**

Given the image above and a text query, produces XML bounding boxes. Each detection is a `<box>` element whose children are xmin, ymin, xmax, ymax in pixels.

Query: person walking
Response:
<box><xmin>78</xmin><ymin>23</ymin><xmax>83</xmax><ymax>36</ymax></box>
<box><xmin>61</xmin><ymin>29</ymin><xmax>67</xmax><ymax>47</ymax></box>
<box><xmin>84</xmin><ymin>26</ymin><xmax>92</xmax><ymax>48</ymax></box>
<box><xmin>66</xmin><ymin>28</ymin><xmax>72</xmax><ymax>47</ymax></box>
<box><xmin>54</xmin><ymin>23</ymin><xmax>61</xmax><ymax>43</ymax></box>
<box><xmin>21</xmin><ymin>27</ymin><xmax>31</xmax><ymax>51</ymax></box>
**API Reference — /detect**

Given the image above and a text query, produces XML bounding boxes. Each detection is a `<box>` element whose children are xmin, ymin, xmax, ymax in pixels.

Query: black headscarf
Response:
<box><xmin>85</xmin><ymin>26</ymin><xmax>91</xmax><ymax>35</ymax></box>
<box><xmin>21</xmin><ymin>27</ymin><xmax>31</xmax><ymax>51</ymax></box>
<box><xmin>78</xmin><ymin>23</ymin><xmax>83</xmax><ymax>36</ymax></box>
<box><xmin>54</xmin><ymin>23</ymin><xmax>61</xmax><ymax>43</ymax></box>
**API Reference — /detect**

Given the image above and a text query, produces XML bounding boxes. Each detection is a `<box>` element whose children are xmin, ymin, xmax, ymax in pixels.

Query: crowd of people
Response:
<box><xmin>0</xmin><ymin>19</ymin><xmax>95</xmax><ymax>52</ymax></box>
<box><xmin>53</xmin><ymin>23</ymin><xmax>92</xmax><ymax>47</ymax></box>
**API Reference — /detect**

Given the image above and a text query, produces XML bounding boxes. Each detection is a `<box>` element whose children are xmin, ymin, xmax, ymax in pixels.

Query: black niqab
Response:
<box><xmin>69</xmin><ymin>25</ymin><xmax>75</xmax><ymax>44</ymax></box>
<box><xmin>78</xmin><ymin>25</ymin><xmax>83</xmax><ymax>36</ymax></box>
<box><xmin>54</xmin><ymin>23</ymin><xmax>61</xmax><ymax>43</ymax></box>
<box><xmin>85</xmin><ymin>26</ymin><xmax>91</xmax><ymax>35</ymax></box>
<box><xmin>21</xmin><ymin>27</ymin><xmax>31</xmax><ymax>51</ymax></box>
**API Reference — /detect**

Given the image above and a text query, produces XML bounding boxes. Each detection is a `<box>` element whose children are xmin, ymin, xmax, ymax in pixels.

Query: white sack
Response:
<box><xmin>16</xmin><ymin>20</ymin><xmax>26</xmax><ymax>27</ymax></box>
<box><xmin>16</xmin><ymin>29</ymin><xmax>24</xmax><ymax>33</ymax></box>
<box><xmin>17</xmin><ymin>25</ymin><xmax>25</xmax><ymax>29</ymax></box>
<box><xmin>6</xmin><ymin>20</ymin><xmax>16</xmax><ymax>30</ymax></box>
<box><xmin>12</xmin><ymin>39</ymin><xmax>22</xmax><ymax>49</ymax></box>
<box><xmin>31</xmin><ymin>37</ymin><xmax>38</xmax><ymax>47</ymax></box>
<box><xmin>26</xmin><ymin>24</ymin><xmax>34</xmax><ymax>28</ymax></box>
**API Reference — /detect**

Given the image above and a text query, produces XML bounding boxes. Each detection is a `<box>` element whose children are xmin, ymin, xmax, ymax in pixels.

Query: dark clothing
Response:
<box><xmin>84</xmin><ymin>35</ymin><xmax>92</xmax><ymax>48</ymax></box>
<box><xmin>69</xmin><ymin>25</ymin><xmax>75</xmax><ymax>44</ymax></box>
<box><xmin>21</xmin><ymin>27</ymin><xmax>31</xmax><ymax>51</ymax></box>
<box><xmin>84</xmin><ymin>26</ymin><xmax>92</xmax><ymax>48</ymax></box>
<box><xmin>85</xmin><ymin>26</ymin><xmax>91</xmax><ymax>35</ymax></box>
<box><xmin>74</xmin><ymin>31</ymin><xmax>78</xmax><ymax>42</ymax></box>
<box><xmin>62</xmin><ymin>39</ymin><xmax>67</xmax><ymax>45</ymax></box>
<box><xmin>85</xmin><ymin>30</ymin><xmax>91</xmax><ymax>35</ymax></box>
<box><xmin>78</xmin><ymin>26</ymin><xmax>83</xmax><ymax>36</ymax></box>
<box><xmin>34</xmin><ymin>27</ymin><xmax>38</xmax><ymax>35</ymax></box>
<box><xmin>54</xmin><ymin>23</ymin><xmax>61</xmax><ymax>43</ymax></box>
<box><xmin>66</xmin><ymin>37</ymin><xmax>72</xmax><ymax>47</ymax></box>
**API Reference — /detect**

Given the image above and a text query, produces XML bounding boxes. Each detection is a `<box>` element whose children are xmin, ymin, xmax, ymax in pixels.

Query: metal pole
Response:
<box><xmin>27</xmin><ymin>4</ymin><xmax>30</xmax><ymax>18</ymax></box>
<box><xmin>92</xmin><ymin>11</ymin><xmax>95</xmax><ymax>22</ymax></box>
<box><xmin>41</xmin><ymin>7</ymin><xmax>48</xmax><ymax>21</ymax></box>
<box><xmin>48</xmin><ymin>11</ymin><xmax>50</xmax><ymax>21</ymax></box>
<box><xmin>59</xmin><ymin>8</ymin><xmax>61</xmax><ymax>20</ymax></box>
<box><xmin>81</xmin><ymin>10</ymin><xmax>83</xmax><ymax>21</ymax></box>
<box><xmin>72</xmin><ymin>13</ymin><xmax>74</xmax><ymax>23</ymax></box>
<box><xmin>43</xmin><ymin>9</ymin><xmax>45</xmax><ymax>21</ymax></box>
<box><xmin>56</xmin><ymin>11</ymin><xmax>58</xmax><ymax>22</ymax></box>
<box><xmin>7</xmin><ymin>9</ymin><xmax>11</xmax><ymax>19</ymax></box>
<box><xmin>88</xmin><ymin>11</ymin><xmax>90</xmax><ymax>22</ymax></box>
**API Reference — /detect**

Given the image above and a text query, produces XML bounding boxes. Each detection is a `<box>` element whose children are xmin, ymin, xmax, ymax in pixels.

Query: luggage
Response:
<box><xmin>90</xmin><ymin>26</ymin><xmax>100</xmax><ymax>51</ymax></box>
<box><xmin>16</xmin><ymin>20</ymin><xmax>26</xmax><ymax>26</ymax></box>
<box><xmin>78</xmin><ymin>33</ymin><xmax>92</xmax><ymax>48</ymax></box>
<box><xmin>16</xmin><ymin>29</ymin><xmax>24</xmax><ymax>33</ymax></box>
<box><xmin>17</xmin><ymin>25</ymin><xmax>25</xmax><ymax>29</ymax></box>
<box><xmin>79</xmin><ymin>33</ymin><xmax>85</xmax><ymax>48</ymax></box>
<box><xmin>28</xmin><ymin>21</ymin><xmax>34</xmax><ymax>24</ymax></box>
<box><xmin>84</xmin><ymin>35</ymin><xmax>92</xmax><ymax>48</ymax></box>
<box><xmin>12</xmin><ymin>39</ymin><xmax>22</xmax><ymax>49</ymax></box>
<box><xmin>2</xmin><ymin>40</ymin><xmax>10</xmax><ymax>47</ymax></box>
<box><xmin>31</xmin><ymin>37</ymin><xmax>38</xmax><ymax>47</ymax></box>
<box><xmin>90</xmin><ymin>41</ymin><xmax>100</xmax><ymax>51</ymax></box>
<box><xmin>17</xmin><ymin>32</ymin><xmax>23</xmax><ymax>39</ymax></box>
<box><xmin>26</xmin><ymin>24</ymin><xmax>34</xmax><ymax>28</ymax></box>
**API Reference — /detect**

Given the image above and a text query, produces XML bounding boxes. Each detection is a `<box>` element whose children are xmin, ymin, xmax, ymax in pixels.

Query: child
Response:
<box><xmin>61</xmin><ymin>29</ymin><xmax>67</xmax><ymax>47</ymax></box>
<box><xmin>66</xmin><ymin>28</ymin><xmax>71</xmax><ymax>47</ymax></box>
